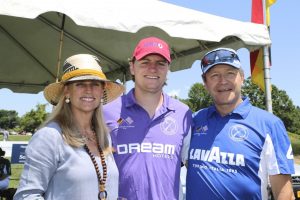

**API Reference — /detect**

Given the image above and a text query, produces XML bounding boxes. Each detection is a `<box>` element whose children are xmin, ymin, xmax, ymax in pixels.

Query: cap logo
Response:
<box><xmin>144</xmin><ymin>42</ymin><xmax>164</xmax><ymax>49</ymax></box>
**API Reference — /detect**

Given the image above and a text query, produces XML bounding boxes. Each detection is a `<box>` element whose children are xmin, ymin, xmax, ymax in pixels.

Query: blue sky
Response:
<box><xmin>1</xmin><ymin>0</ymin><xmax>299</xmax><ymax>116</ymax></box>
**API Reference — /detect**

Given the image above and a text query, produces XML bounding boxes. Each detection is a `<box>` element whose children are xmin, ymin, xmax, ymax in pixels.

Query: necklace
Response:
<box><xmin>84</xmin><ymin>144</ymin><xmax>107</xmax><ymax>200</ymax></box>
<box><xmin>81</xmin><ymin>130</ymin><xmax>97</xmax><ymax>143</ymax></box>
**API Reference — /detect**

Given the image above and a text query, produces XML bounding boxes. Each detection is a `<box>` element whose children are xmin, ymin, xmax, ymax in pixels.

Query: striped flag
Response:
<box><xmin>250</xmin><ymin>0</ymin><xmax>276</xmax><ymax>91</ymax></box>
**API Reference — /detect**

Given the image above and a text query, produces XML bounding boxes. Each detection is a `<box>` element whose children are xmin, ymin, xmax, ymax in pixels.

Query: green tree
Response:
<box><xmin>241</xmin><ymin>78</ymin><xmax>265</xmax><ymax>109</ymax></box>
<box><xmin>19</xmin><ymin>104</ymin><xmax>48</xmax><ymax>133</ymax></box>
<box><xmin>0</xmin><ymin>109</ymin><xmax>19</xmax><ymax>129</ymax></box>
<box><xmin>181</xmin><ymin>78</ymin><xmax>300</xmax><ymax>134</ymax></box>
<box><xmin>242</xmin><ymin>78</ymin><xmax>300</xmax><ymax>134</ymax></box>
<box><xmin>182</xmin><ymin>83</ymin><xmax>213</xmax><ymax>112</ymax></box>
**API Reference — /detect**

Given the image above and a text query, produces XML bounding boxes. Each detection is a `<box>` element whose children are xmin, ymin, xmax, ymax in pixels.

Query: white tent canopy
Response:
<box><xmin>0</xmin><ymin>0</ymin><xmax>271</xmax><ymax>93</ymax></box>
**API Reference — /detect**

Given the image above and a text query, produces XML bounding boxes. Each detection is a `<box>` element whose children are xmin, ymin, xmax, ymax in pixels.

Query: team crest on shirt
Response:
<box><xmin>160</xmin><ymin>117</ymin><xmax>178</xmax><ymax>135</ymax></box>
<box><xmin>229</xmin><ymin>124</ymin><xmax>249</xmax><ymax>142</ymax></box>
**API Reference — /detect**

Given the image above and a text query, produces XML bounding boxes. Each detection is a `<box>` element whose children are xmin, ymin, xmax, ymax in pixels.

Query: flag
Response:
<box><xmin>266</xmin><ymin>0</ymin><xmax>277</xmax><ymax>26</ymax></box>
<box><xmin>250</xmin><ymin>0</ymin><xmax>276</xmax><ymax>91</ymax></box>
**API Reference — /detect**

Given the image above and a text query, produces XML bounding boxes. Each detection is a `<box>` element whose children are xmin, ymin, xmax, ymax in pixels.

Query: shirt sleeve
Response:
<box><xmin>181</xmin><ymin>126</ymin><xmax>191</xmax><ymax>164</ymax></box>
<box><xmin>14</xmin><ymin>126</ymin><xmax>63</xmax><ymax>200</ymax></box>
<box><xmin>266</xmin><ymin>119</ymin><xmax>295</xmax><ymax>175</ymax></box>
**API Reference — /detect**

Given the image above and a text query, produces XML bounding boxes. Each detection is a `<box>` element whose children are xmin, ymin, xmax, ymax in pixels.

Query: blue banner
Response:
<box><xmin>11</xmin><ymin>144</ymin><xmax>27</xmax><ymax>164</ymax></box>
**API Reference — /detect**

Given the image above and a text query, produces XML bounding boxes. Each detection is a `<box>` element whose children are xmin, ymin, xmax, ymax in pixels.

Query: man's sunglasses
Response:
<box><xmin>201</xmin><ymin>49</ymin><xmax>240</xmax><ymax>73</ymax></box>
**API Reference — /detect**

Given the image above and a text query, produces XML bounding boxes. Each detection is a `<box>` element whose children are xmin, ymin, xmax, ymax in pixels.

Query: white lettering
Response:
<box><xmin>117</xmin><ymin>144</ymin><xmax>127</xmax><ymax>154</ymax></box>
<box><xmin>129</xmin><ymin>143</ymin><xmax>140</xmax><ymax>153</ymax></box>
<box><xmin>220</xmin><ymin>152</ymin><xmax>228</xmax><ymax>164</ymax></box>
<box><xmin>189</xmin><ymin>147</ymin><xmax>245</xmax><ymax>167</ymax></box>
<box><xmin>201</xmin><ymin>149</ymin><xmax>210</xmax><ymax>161</ymax></box>
<box><xmin>207</xmin><ymin>147</ymin><xmax>220</xmax><ymax>163</ymax></box>
<box><xmin>287</xmin><ymin>145</ymin><xmax>294</xmax><ymax>159</ymax></box>
<box><xmin>190</xmin><ymin>149</ymin><xmax>201</xmax><ymax>160</ymax></box>
<box><xmin>235</xmin><ymin>154</ymin><xmax>245</xmax><ymax>166</ymax></box>
<box><xmin>152</xmin><ymin>143</ymin><xmax>164</xmax><ymax>154</ymax></box>
<box><xmin>164</xmin><ymin>144</ymin><xmax>175</xmax><ymax>154</ymax></box>
<box><xmin>141</xmin><ymin>143</ymin><xmax>152</xmax><ymax>153</ymax></box>
<box><xmin>227</xmin><ymin>153</ymin><xmax>235</xmax><ymax>165</ymax></box>
<box><xmin>116</xmin><ymin>142</ymin><xmax>176</xmax><ymax>155</ymax></box>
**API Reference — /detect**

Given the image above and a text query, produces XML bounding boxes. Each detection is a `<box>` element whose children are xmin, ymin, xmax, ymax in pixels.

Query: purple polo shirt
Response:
<box><xmin>103</xmin><ymin>89</ymin><xmax>192</xmax><ymax>200</ymax></box>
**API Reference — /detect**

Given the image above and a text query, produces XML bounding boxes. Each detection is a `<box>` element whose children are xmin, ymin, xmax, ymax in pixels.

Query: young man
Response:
<box><xmin>186</xmin><ymin>48</ymin><xmax>295</xmax><ymax>200</ymax></box>
<box><xmin>104</xmin><ymin>37</ymin><xmax>192</xmax><ymax>200</ymax></box>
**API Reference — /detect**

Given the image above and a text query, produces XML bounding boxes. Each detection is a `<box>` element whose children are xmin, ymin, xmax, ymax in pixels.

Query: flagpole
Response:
<box><xmin>263</xmin><ymin>46</ymin><xmax>272</xmax><ymax>113</ymax></box>
<box><xmin>263</xmin><ymin>0</ymin><xmax>273</xmax><ymax>113</ymax></box>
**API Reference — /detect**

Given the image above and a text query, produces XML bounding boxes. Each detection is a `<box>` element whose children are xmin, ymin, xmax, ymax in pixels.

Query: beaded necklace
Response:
<box><xmin>84</xmin><ymin>143</ymin><xmax>107</xmax><ymax>200</ymax></box>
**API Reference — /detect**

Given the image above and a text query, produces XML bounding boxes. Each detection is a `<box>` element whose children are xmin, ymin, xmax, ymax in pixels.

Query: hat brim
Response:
<box><xmin>135</xmin><ymin>51</ymin><xmax>171</xmax><ymax>63</ymax></box>
<box><xmin>203</xmin><ymin>62</ymin><xmax>241</xmax><ymax>74</ymax></box>
<box><xmin>44</xmin><ymin>79</ymin><xmax>124</xmax><ymax>106</ymax></box>
<box><xmin>43</xmin><ymin>82</ymin><xmax>64</xmax><ymax>105</ymax></box>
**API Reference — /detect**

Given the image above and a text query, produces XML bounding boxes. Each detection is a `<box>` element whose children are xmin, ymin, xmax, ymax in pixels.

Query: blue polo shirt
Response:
<box><xmin>103</xmin><ymin>89</ymin><xmax>192</xmax><ymax>200</ymax></box>
<box><xmin>186</xmin><ymin>98</ymin><xmax>295</xmax><ymax>200</ymax></box>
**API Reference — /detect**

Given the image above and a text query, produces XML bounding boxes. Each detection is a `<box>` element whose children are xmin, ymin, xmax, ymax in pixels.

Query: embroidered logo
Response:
<box><xmin>229</xmin><ymin>124</ymin><xmax>249</xmax><ymax>142</ymax></box>
<box><xmin>117</xmin><ymin>116</ymin><xmax>135</xmax><ymax>129</ymax></box>
<box><xmin>193</xmin><ymin>125</ymin><xmax>208</xmax><ymax>136</ymax></box>
<box><xmin>160</xmin><ymin>117</ymin><xmax>178</xmax><ymax>135</ymax></box>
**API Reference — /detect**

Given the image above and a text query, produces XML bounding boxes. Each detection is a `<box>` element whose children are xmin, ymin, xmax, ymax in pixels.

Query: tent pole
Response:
<box><xmin>55</xmin><ymin>14</ymin><xmax>66</xmax><ymax>83</ymax></box>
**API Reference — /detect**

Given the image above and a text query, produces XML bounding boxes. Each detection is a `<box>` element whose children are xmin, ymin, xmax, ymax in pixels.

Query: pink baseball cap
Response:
<box><xmin>133</xmin><ymin>37</ymin><xmax>171</xmax><ymax>62</ymax></box>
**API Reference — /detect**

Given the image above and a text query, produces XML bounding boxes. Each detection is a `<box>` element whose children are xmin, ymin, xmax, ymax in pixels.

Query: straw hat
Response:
<box><xmin>44</xmin><ymin>54</ymin><xmax>124</xmax><ymax>105</ymax></box>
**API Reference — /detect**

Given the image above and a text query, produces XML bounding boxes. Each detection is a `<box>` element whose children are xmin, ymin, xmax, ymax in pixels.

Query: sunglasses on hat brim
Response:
<box><xmin>201</xmin><ymin>49</ymin><xmax>240</xmax><ymax>73</ymax></box>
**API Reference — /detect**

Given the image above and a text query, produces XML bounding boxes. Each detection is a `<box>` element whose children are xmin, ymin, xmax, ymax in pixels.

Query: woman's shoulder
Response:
<box><xmin>30</xmin><ymin>121</ymin><xmax>63</xmax><ymax>144</ymax></box>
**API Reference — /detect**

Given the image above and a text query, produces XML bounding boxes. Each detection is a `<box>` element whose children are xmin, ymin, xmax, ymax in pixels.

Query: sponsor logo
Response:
<box><xmin>144</xmin><ymin>41</ymin><xmax>164</xmax><ymax>49</ymax></box>
<box><xmin>117</xmin><ymin>116</ymin><xmax>135</xmax><ymax>129</ymax></box>
<box><xmin>189</xmin><ymin>146</ymin><xmax>245</xmax><ymax>166</ymax></box>
<box><xmin>193</xmin><ymin>125</ymin><xmax>208</xmax><ymax>136</ymax></box>
<box><xmin>63</xmin><ymin>62</ymin><xmax>78</xmax><ymax>73</ymax></box>
<box><xmin>117</xmin><ymin>142</ymin><xmax>175</xmax><ymax>155</ymax></box>
<box><xmin>160</xmin><ymin>117</ymin><xmax>178</xmax><ymax>135</ymax></box>
<box><xmin>229</xmin><ymin>124</ymin><xmax>249</xmax><ymax>142</ymax></box>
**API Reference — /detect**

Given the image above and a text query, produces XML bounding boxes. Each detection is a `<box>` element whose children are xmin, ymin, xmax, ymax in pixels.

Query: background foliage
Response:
<box><xmin>0</xmin><ymin>103</ymin><xmax>48</xmax><ymax>133</ymax></box>
<box><xmin>179</xmin><ymin>78</ymin><xmax>300</xmax><ymax>135</ymax></box>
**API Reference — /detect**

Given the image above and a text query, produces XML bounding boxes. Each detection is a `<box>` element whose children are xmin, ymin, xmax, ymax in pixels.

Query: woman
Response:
<box><xmin>14</xmin><ymin>54</ymin><xmax>124</xmax><ymax>200</ymax></box>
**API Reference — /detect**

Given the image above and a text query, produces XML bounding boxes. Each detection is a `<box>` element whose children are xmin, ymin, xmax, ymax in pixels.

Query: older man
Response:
<box><xmin>186</xmin><ymin>48</ymin><xmax>295</xmax><ymax>200</ymax></box>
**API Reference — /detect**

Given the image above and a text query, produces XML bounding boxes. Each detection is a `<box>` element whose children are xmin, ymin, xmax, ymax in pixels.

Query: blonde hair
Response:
<box><xmin>42</xmin><ymin>88</ymin><xmax>109</xmax><ymax>151</ymax></box>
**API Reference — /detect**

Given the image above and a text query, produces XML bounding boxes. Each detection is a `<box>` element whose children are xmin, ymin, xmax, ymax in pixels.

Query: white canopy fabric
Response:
<box><xmin>0</xmin><ymin>0</ymin><xmax>271</xmax><ymax>93</ymax></box>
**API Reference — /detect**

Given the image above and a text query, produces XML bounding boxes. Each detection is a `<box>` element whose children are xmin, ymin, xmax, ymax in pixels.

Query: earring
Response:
<box><xmin>100</xmin><ymin>98</ymin><xmax>104</xmax><ymax>104</ymax></box>
<box><xmin>65</xmin><ymin>97</ymin><xmax>70</xmax><ymax>104</ymax></box>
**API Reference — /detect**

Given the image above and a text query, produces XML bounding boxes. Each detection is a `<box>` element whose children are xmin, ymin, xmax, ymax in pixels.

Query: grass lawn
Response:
<box><xmin>0</xmin><ymin>134</ymin><xmax>31</xmax><ymax>141</ymax></box>
<box><xmin>10</xmin><ymin>164</ymin><xmax>24</xmax><ymax>188</ymax></box>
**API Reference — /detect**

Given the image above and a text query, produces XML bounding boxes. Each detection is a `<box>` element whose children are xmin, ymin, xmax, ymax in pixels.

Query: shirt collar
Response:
<box><xmin>207</xmin><ymin>97</ymin><xmax>251</xmax><ymax>119</ymax></box>
<box><xmin>124</xmin><ymin>89</ymin><xmax>175</xmax><ymax>112</ymax></box>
